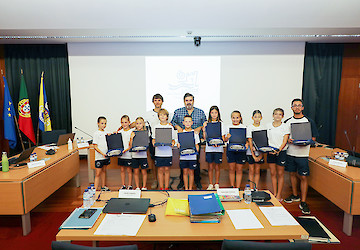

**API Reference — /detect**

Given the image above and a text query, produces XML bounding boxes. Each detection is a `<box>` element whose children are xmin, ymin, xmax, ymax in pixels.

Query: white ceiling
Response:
<box><xmin>1</xmin><ymin>0</ymin><xmax>360</xmax><ymax>44</ymax></box>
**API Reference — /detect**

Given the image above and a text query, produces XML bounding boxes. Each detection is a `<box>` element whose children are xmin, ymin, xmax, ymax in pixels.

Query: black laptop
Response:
<box><xmin>103</xmin><ymin>198</ymin><xmax>150</xmax><ymax>214</ymax></box>
<box><xmin>57</xmin><ymin>133</ymin><xmax>75</xmax><ymax>146</ymax></box>
<box><xmin>0</xmin><ymin>146</ymin><xmax>35</xmax><ymax>167</ymax></box>
<box><xmin>291</xmin><ymin>122</ymin><xmax>314</xmax><ymax>146</ymax></box>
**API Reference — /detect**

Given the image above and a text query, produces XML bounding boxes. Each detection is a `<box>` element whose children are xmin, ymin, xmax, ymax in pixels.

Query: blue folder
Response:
<box><xmin>188</xmin><ymin>193</ymin><xmax>222</xmax><ymax>215</ymax></box>
<box><xmin>178</xmin><ymin>131</ymin><xmax>197</xmax><ymax>156</ymax></box>
<box><xmin>59</xmin><ymin>208</ymin><xmax>102</xmax><ymax>229</ymax></box>
<box><xmin>206</xmin><ymin>122</ymin><xmax>224</xmax><ymax>146</ymax></box>
<box><xmin>228</xmin><ymin>128</ymin><xmax>247</xmax><ymax>152</ymax></box>
<box><xmin>106</xmin><ymin>133</ymin><xmax>124</xmax><ymax>156</ymax></box>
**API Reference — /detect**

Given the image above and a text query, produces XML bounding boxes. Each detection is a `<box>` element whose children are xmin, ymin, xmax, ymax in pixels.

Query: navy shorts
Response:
<box><xmin>267</xmin><ymin>151</ymin><xmax>287</xmax><ymax>166</ymax></box>
<box><xmin>118</xmin><ymin>158</ymin><xmax>132</xmax><ymax>167</ymax></box>
<box><xmin>180</xmin><ymin>160</ymin><xmax>197</xmax><ymax>170</ymax></box>
<box><xmin>155</xmin><ymin>157</ymin><xmax>172</xmax><ymax>167</ymax></box>
<box><xmin>285</xmin><ymin>155</ymin><xmax>309</xmax><ymax>176</ymax></box>
<box><xmin>95</xmin><ymin>158</ymin><xmax>110</xmax><ymax>168</ymax></box>
<box><xmin>132</xmin><ymin>158</ymin><xmax>149</xmax><ymax>169</ymax></box>
<box><xmin>226</xmin><ymin>151</ymin><xmax>246</xmax><ymax>164</ymax></box>
<box><xmin>205</xmin><ymin>152</ymin><xmax>223</xmax><ymax>164</ymax></box>
<box><xmin>247</xmin><ymin>155</ymin><xmax>264</xmax><ymax>165</ymax></box>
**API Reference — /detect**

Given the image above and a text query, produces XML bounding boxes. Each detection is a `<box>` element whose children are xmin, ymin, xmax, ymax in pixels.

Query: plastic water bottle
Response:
<box><xmin>244</xmin><ymin>184</ymin><xmax>252</xmax><ymax>204</ymax></box>
<box><xmin>2</xmin><ymin>152</ymin><xmax>9</xmax><ymax>172</ymax></box>
<box><xmin>88</xmin><ymin>186</ymin><xmax>94</xmax><ymax>206</ymax></box>
<box><xmin>68</xmin><ymin>138</ymin><xmax>73</xmax><ymax>150</ymax></box>
<box><xmin>81</xmin><ymin>137</ymin><xmax>84</xmax><ymax>143</ymax></box>
<box><xmin>90</xmin><ymin>184</ymin><xmax>96</xmax><ymax>205</ymax></box>
<box><xmin>76</xmin><ymin>138</ymin><xmax>80</xmax><ymax>144</ymax></box>
<box><xmin>83</xmin><ymin>189</ymin><xmax>91</xmax><ymax>209</ymax></box>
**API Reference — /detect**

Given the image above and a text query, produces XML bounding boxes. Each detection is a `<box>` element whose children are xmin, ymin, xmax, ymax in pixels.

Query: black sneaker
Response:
<box><xmin>195</xmin><ymin>182</ymin><xmax>202</xmax><ymax>190</ymax></box>
<box><xmin>177</xmin><ymin>182</ymin><xmax>184</xmax><ymax>190</ymax></box>
<box><xmin>299</xmin><ymin>202</ymin><xmax>311</xmax><ymax>214</ymax></box>
<box><xmin>284</xmin><ymin>194</ymin><xmax>301</xmax><ymax>203</ymax></box>
<box><xmin>101</xmin><ymin>186</ymin><xmax>111</xmax><ymax>192</ymax></box>
<box><xmin>121</xmin><ymin>185</ymin><xmax>127</xmax><ymax>190</ymax></box>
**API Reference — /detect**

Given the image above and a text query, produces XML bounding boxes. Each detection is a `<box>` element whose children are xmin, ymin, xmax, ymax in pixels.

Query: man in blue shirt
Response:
<box><xmin>171</xmin><ymin>93</ymin><xmax>207</xmax><ymax>190</ymax></box>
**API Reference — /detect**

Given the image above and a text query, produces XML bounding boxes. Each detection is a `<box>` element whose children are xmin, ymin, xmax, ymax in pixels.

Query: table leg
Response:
<box><xmin>75</xmin><ymin>173</ymin><xmax>80</xmax><ymax>187</ymax></box>
<box><xmin>87</xmin><ymin>149</ymin><xmax>95</xmax><ymax>183</ymax></box>
<box><xmin>343</xmin><ymin>212</ymin><xmax>353</xmax><ymax>236</ymax></box>
<box><xmin>92</xmin><ymin>241</ymin><xmax>99</xmax><ymax>247</ymax></box>
<box><xmin>21</xmin><ymin>213</ymin><xmax>31</xmax><ymax>236</ymax></box>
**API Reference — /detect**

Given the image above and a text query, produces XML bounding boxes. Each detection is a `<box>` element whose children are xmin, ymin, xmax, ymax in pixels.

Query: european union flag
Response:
<box><xmin>2</xmin><ymin>76</ymin><xmax>17</xmax><ymax>148</ymax></box>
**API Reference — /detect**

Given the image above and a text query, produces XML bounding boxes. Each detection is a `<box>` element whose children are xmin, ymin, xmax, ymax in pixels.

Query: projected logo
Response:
<box><xmin>168</xmin><ymin>71</ymin><xmax>199</xmax><ymax>95</ymax></box>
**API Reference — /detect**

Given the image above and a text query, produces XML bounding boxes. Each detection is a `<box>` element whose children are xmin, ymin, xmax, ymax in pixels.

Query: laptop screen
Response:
<box><xmin>252</xmin><ymin>130</ymin><xmax>269</xmax><ymax>148</ymax></box>
<box><xmin>291</xmin><ymin>122</ymin><xmax>312</xmax><ymax>141</ymax></box>
<box><xmin>155</xmin><ymin>128</ymin><xmax>172</xmax><ymax>144</ymax></box>
<box><xmin>178</xmin><ymin>131</ymin><xmax>196</xmax><ymax>150</ymax></box>
<box><xmin>229</xmin><ymin>128</ymin><xmax>246</xmax><ymax>144</ymax></box>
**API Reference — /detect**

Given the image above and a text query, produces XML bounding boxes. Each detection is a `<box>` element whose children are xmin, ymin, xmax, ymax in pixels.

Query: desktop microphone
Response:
<box><xmin>247</xmin><ymin>179</ymin><xmax>258</xmax><ymax>191</ymax></box>
<box><xmin>74</xmin><ymin>126</ymin><xmax>93</xmax><ymax>138</ymax></box>
<box><xmin>344</xmin><ymin>130</ymin><xmax>360</xmax><ymax>168</ymax></box>
<box><xmin>246</xmin><ymin>180</ymin><xmax>271</xmax><ymax>202</ymax></box>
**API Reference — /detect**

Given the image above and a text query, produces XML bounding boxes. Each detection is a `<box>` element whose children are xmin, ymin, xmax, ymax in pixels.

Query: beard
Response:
<box><xmin>186</xmin><ymin>104</ymin><xmax>193</xmax><ymax>110</ymax></box>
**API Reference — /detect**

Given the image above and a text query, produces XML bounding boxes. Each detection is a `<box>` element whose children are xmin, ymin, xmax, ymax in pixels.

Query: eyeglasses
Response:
<box><xmin>292</xmin><ymin>104</ymin><xmax>303</xmax><ymax>108</ymax></box>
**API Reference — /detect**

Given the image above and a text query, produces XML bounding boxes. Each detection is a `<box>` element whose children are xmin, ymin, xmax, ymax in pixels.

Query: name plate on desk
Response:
<box><xmin>77</xmin><ymin>142</ymin><xmax>90</xmax><ymax>149</ymax></box>
<box><xmin>329</xmin><ymin>159</ymin><xmax>347</xmax><ymax>168</ymax></box>
<box><xmin>118</xmin><ymin>189</ymin><xmax>141</xmax><ymax>199</ymax></box>
<box><xmin>27</xmin><ymin>160</ymin><xmax>46</xmax><ymax>169</ymax></box>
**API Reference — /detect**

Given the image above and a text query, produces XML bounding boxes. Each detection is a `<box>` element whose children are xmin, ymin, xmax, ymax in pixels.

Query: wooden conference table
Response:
<box><xmin>0</xmin><ymin>145</ymin><xmax>80</xmax><ymax>236</ymax></box>
<box><xmin>308</xmin><ymin>146</ymin><xmax>360</xmax><ymax>236</ymax></box>
<box><xmin>56</xmin><ymin>191</ymin><xmax>308</xmax><ymax>245</ymax></box>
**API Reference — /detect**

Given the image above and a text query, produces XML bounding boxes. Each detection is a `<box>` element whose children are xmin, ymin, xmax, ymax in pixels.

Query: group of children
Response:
<box><xmin>93</xmin><ymin>106</ymin><xmax>290</xmax><ymax>201</ymax></box>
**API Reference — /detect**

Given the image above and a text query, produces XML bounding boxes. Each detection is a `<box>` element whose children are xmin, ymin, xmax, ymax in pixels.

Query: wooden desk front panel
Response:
<box><xmin>352</xmin><ymin>182</ymin><xmax>360</xmax><ymax>214</ymax></box>
<box><xmin>0</xmin><ymin>182</ymin><xmax>24</xmax><ymax>214</ymax></box>
<box><xmin>56</xmin><ymin>191</ymin><xmax>308</xmax><ymax>242</ymax></box>
<box><xmin>308</xmin><ymin>160</ymin><xmax>352</xmax><ymax>213</ymax></box>
<box><xmin>23</xmin><ymin>151</ymin><xmax>80</xmax><ymax>213</ymax></box>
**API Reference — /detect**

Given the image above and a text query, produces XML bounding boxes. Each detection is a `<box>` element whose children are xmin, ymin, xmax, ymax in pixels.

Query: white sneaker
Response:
<box><xmin>214</xmin><ymin>184</ymin><xmax>220</xmax><ymax>190</ymax></box>
<box><xmin>135</xmin><ymin>187</ymin><xmax>140</xmax><ymax>190</ymax></box>
<box><xmin>207</xmin><ymin>184</ymin><xmax>214</xmax><ymax>190</ymax></box>
<box><xmin>141</xmin><ymin>187</ymin><xmax>147</xmax><ymax>190</ymax></box>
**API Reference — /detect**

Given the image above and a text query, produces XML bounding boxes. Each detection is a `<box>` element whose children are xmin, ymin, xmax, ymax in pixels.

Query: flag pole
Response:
<box><xmin>36</xmin><ymin>71</ymin><xmax>44</xmax><ymax>146</ymax></box>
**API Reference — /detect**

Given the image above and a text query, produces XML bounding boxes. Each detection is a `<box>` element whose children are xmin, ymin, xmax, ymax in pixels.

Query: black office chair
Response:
<box><xmin>41</xmin><ymin>129</ymin><xmax>67</xmax><ymax>145</ymax></box>
<box><xmin>221</xmin><ymin>239</ymin><xmax>311</xmax><ymax>250</ymax></box>
<box><xmin>51</xmin><ymin>241</ymin><xmax>138</xmax><ymax>250</ymax></box>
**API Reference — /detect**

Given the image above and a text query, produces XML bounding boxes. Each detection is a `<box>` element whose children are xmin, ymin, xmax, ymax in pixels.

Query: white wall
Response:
<box><xmin>68</xmin><ymin>42</ymin><xmax>305</xmax><ymax>140</ymax></box>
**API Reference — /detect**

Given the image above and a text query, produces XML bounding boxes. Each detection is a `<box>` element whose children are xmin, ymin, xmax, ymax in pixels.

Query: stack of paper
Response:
<box><xmin>188</xmin><ymin>193</ymin><xmax>224</xmax><ymax>223</ymax></box>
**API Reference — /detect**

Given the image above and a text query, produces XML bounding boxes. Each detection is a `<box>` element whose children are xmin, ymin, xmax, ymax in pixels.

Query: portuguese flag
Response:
<box><xmin>18</xmin><ymin>74</ymin><xmax>36</xmax><ymax>144</ymax></box>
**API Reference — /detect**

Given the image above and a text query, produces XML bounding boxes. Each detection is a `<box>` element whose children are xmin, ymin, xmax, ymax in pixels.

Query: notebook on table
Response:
<box><xmin>154</xmin><ymin>128</ymin><xmax>172</xmax><ymax>146</ymax></box>
<box><xmin>206</xmin><ymin>122</ymin><xmax>224</xmax><ymax>146</ymax></box>
<box><xmin>178</xmin><ymin>131</ymin><xmax>197</xmax><ymax>156</ymax></box>
<box><xmin>252</xmin><ymin>130</ymin><xmax>278</xmax><ymax>152</ymax></box>
<box><xmin>228</xmin><ymin>128</ymin><xmax>247</xmax><ymax>151</ymax></box>
<box><xmin>130</xmin><ymin>130</ymin><xmax>149</xmax><ymax>152</ymax></box>
<box><xmin>103</xmin><ymin>198</ymin><xmax>150</xmax><ymax>214</ymax></box>
<box><xmin>291</xmin><ymin>122</ymin><xmax>314</xmax><ymax>146</ymax></box>
<box><xmin>106</xmin><ymin>133</ymin><xmax>124</xmax><ymax>156</ymax></box>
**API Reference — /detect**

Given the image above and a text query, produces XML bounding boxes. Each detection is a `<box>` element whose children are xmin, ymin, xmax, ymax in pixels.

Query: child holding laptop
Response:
<box><xmin>177</xmin><ymin>115</ymin><xmax>200</xmax><ymax>190</ymax></box>
<box><xmin>93</xmin><ymin>116</ymin><xmax>110</xmax><ymax>191</ymax></box>
<box><xmin>152</xmin><ymin>109</ymin><xmax>175</xmax><ymax>190</ymax></box>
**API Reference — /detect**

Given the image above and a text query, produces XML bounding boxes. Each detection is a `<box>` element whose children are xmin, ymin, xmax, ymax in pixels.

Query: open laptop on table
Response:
<box><xmin>252</xmin><ymin>130</ymin><xmax>278</xmax><ymax>152</ymax></box>
<box><xmin>56</xmin><ymin>133</ymin><xmax>75</xmax><ymax>146</ymax></box>
<box><xmin>154</xmin><ymin>128</ymin><xmax>172</xmax><ymax>146</ymax></box>
<box><xmin>106</xmin><ymin>133</ymin><xmax>124</xmax><ymax>157</ymax></box>
<box><xmin>130</xmin><ymin>130</ymin><xmax>149</xmax><ymax>152</ymax></box>
<box><xmin>291</xmin><ymin>122</ymin><xmax>314</xmax><ymax>146</ymax></box>
<box><xmin>0</xmin><ymin>146</ymin><xmax>35</xmax><ymax>168</ymax></box>
<box><xmin>178</xmin><ymin>131</ymin><xmax>197</xmax><ymax>156</ymax></box>
<box><xmin>206</xmin><ymin>122</ymin><xmax>224</xmax><ymax>146</ymax></box>
<box><xmin>103</xmin><ymin>198</ymin><xmax>150</xmax><ymax>214</ymax></box>
<box><xmin>228</xmin><ymin>128</ymin><xmax>247</xmax><ymax>151</ymax></box>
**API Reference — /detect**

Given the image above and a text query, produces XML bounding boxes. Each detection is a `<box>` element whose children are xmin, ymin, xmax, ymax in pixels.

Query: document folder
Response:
<box><xmin>252</xmin><ymin>130</ymin><xmax>278</xmax><ymax>152</ymax></box>
<box><xmin>206</xmin><ymin>122</ymin><xmax>224</xmax><ymax>146</ymax></box>
<box><xmin>59</xmin><ymin>208</ymin><xmax>102</xmax><ymax>229</ymax></box>
<box><xmin>130</xmin><ymin>130</ymin><xmax>149</xmax><ymax>152</ymax></box>
<box><xmin>165</xmin><ymin>198</ymin><xmax>190</xmax><ymax>216</ymax></box>
<box><xmin>188</xmin><ymin>193</ymin><xmax>222</xmax><ymax>215</ymax></box>
<box><xmin>291</xmin><ymin>122</ymin><xmax>314</xmax><ymax>146</ymax></box>
<box><xmin>106</xmin><ymin>133</ymin><xmax>124</xmax><ymax>156</ymax></box>
<box><xmin>178</xmin><ymin>131</ymin><xmax>197</xmax><ymax>156</ymax></box>
<box><xmin>154</xmin><ymin>128</ymin><xmax>172</xmax><ymax>146</ymax></box>
<box><xmin>228</xmin><ymin>128</ymin><xmax>247</xmax><ymax>152</ymax></box>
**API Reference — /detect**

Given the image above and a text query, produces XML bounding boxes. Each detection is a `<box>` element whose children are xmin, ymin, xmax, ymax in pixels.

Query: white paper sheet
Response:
<box><xmin>260</xmin><ymin>206</ymin><xmax>299</xmax><ymax>226</ymax></box>
<box><xmin>227</xmin><ymin>209</ymin><xmax>264</xmax><ymax>229</ymax></box>
<box><xmin>94</xmin><ymin>214</ymin><xmax>146</xmax><ymax>236</ymax></box>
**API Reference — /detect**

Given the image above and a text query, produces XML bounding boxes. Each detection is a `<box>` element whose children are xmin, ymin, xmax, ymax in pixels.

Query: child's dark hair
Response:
<box><xmin>121</xmin><ymin>115</ymin><xmax>130</xmax><ymax>122</ymax></box>
<box><xmin>252</xmin><ymin>110</ymin><xmax>262</xmax><ymax>117</ymax></box>
<box><xmin>208</xmin><ymin>105</ymin><xmax>222</xmax><ymax>122</ymax></box>
<box><xmin>184</xmin><ymin>115</ymin><xmax>192</xmax><ymax>120</ymax></box>
<box><xmin>152</xmin><ymin>93</ymin><xmax>163</xmax><ymax>102</ymax></box>
<box><xmin>97</xmin><ymin>116</ymin><xmax>106</xmax><ymax>123</ymax></box>
<box><xmin>231</xmin><ymin>110</ymin><xmax>243</xmax><ymax>124</ymax></box>
<box><xmin>273</xmin><ymin>108</ymin><xmax>284</xmax><ymax>116</ymax></box>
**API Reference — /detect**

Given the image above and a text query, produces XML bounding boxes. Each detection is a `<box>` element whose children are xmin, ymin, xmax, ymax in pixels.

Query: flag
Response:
<box><xmin>18</xmin><ymin>74</ymin><xmax>36</xmax><ymax>144</ymax></box>
<box><xmin>2</xmin><ymin>76</ymin><xmax>17</xmax><ymax>148</ymax></box>
<box><xmin>38</xmin><ymin>73</ymin><xmax>52</xmax><ymax>131</ymax></box>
